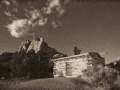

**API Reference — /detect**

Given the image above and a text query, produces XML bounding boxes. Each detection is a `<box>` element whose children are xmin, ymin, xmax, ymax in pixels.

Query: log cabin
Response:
<box><xmin>51</xmin><ymin>52</ymin><xmax>106</xmax><ymax>78</ymax></box>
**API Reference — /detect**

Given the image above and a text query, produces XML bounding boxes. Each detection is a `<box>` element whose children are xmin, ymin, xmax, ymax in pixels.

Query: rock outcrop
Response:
<box><xmin>26</xmin><ymin>37</ymin><xmax>43</xmax><ymax>53</ymax></box>
<box><xmin>19</xmin><ymin>37</ymin><xmax>67</xmax><ymax>59</ymax></box>
<box><xmin>19</xmin><ymin>40</ymin><xmax>31</xmax><ymax>52</ymax></box>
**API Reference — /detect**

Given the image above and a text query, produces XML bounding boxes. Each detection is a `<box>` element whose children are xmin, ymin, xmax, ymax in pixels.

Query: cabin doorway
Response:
<box><xmin>66</xmin><ymin>62</ymin><xmax>72</xmax><ymax>76</ymax></box>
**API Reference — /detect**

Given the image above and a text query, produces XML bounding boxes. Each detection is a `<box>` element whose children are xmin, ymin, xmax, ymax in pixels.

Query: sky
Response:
<box><xmin>0</xmin><ymin>0</ymin><xmax>120</xmax><ymax>63</ymax></box>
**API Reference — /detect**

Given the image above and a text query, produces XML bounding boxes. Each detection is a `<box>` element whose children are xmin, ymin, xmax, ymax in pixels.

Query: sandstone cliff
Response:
<box><xmin>19</xmin><ymin>37</ymin><xmax>67</xmax><ymax>59</ymax></box>
<box><xmin>19</xmin><ymin>40</ymin><xmax>31</xmax><ymax>52</ymax></box>
<box><xmin>26</xmin><ymin>37</ymin><xmax>43</xmax><ymax>53</ymax></box>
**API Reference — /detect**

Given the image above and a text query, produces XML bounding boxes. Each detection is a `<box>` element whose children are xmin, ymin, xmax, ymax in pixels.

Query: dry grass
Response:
<box><xmin>1</xmin><ymin>66</ymin><xmax>120</xmax><ymax>90</ymax></box>
<box><xmin>1</xmin><ymin>76</ymin><xmax>120</xmax><ymax>90</ymax></box>
<box><xmin>0</xmin><ymin>77</ymin><xmax>76</xmax><ymax>90</ymax></box>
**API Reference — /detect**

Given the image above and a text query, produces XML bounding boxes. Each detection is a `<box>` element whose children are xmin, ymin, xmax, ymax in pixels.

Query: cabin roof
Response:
<box><xmin>51</xmin><ymin>52</ymin><xmax>89</xmax><ymax>62</ymax></box>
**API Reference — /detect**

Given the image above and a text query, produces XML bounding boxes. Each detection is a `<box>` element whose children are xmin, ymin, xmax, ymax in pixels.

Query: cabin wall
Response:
<box><xmin>53</xmin><ymin>55</ymin><xmax>91</xmax><ymax>77</ymax></box>
<box><xmin>53</xmin><ymin>53</ymin><xmax>105</xmax><ymax>78</ymax></box>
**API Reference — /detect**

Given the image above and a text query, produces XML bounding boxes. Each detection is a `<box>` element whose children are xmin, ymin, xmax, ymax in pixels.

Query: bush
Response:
<box><xmin>71</xmin><ymin>66</ymin><xmax>120</xmax><ymax>90</ymax></box>
<box><xmin>83</xmin><ymin>66</ymin><xmax>118</xmax><ymax>81</ymax></box>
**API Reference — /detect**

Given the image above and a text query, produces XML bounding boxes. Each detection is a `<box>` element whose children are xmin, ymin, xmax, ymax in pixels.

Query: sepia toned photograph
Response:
<box><xmin>0</xmin><ymin>0</ymin><xmax>120</xmax><ymax>90</ymax></box>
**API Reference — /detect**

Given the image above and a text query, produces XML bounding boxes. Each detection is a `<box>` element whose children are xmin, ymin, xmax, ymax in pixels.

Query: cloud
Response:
<box><xmin>6</xmin><ymin>16</ymin><xmax>48</xmax><ymax>38</ymax></box>
<box><xmin>25</xmin><ymin>9</ymin><xmax>48</xmax><ymax>27</ymax></box>
<box><xmin>43</xmin><ymin>0</ymin><xmax>67</xmax><ymax>17</ymax></box>
<box><xmin>4</xmin><ymin>11</ymin><xmax>12</xmax><ymax>16</ymax></box>
<box><xmin>11</xmin><ymin>0</ymin><xmax>18</xmax><ymax>6</ymax></box>
<box><xmin>44</xmin><ymin>0</ymin><xmax>60</xmax><ymax>14</ymax></box>
<box><xmin>2</xmin><ymin>0</ymin><xmax>10</xmax><ymax>6</ymax></box>
<box><xmin>39</xmin><ymin>18</ymin><xmax>48</xmax><ymax>26</ymax></box>
<box><xmin>28</xmin><ymin>9</ymin><xmax>42</xmax><ymax>20</ymax></box>
<box><xmin>56</xmin><ymin>6</ymin><xmax>65</xmax><ymax>17</ymax></box>
<box><xmin>12</xmin><ymin>8</ymin><xmax>18</xmax><ymax>12</ymax></box>
<box><xmin>51</xmin><ymin>21</ymin><xmax>60</xmax><ymax>28</ymax></box>
<box><xmin>4</xmin><ymin>0</ymin><xmax>74</xmax><ymax>38</ymax></box>
<box><xmin>4</xmin><ymin>11</ymin><xmax>17</xmax><ymax>21</ymax></box>
<box><xmin>6</xmin><ymin>19</ymin><xmax>34</xmax><ymax>38</ymax></box>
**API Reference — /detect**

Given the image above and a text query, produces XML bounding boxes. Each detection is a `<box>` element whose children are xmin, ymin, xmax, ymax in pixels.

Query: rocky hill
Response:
<box><xmin>19</xmin><ymin>37</ymin><xmax>67</xmax><ymax>59</ymax></box>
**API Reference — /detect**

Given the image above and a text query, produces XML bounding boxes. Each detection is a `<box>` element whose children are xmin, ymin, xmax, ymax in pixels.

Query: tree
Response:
<box><xmin>10</xmin><ymin>49</ymin><xmax>52</xmax><ymax>78</ymax></box>
<box><xmin>10</xmin><ymin>50</ymin><xmax>26</xmax><ymax>77</ymax></box>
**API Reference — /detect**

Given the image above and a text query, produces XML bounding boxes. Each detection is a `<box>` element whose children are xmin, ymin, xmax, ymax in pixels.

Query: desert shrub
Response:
<box><xmin>110</xmin><ymin>75</ymin><xmax>120</xmax><ymax>90</ymax></box>
<box><xmin>81</xmin><ymin>66</ymin><xmax>119</xmax><ymax>90</ymax></box>
<box><xmin>70</xmin><ymin>66</ymin><xmax>120</xmax><ymax>90</ymax></box>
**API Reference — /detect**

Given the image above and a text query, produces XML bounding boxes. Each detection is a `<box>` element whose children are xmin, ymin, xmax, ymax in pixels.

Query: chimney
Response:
<box><xmin>74</xmin><ymin>47</ymin><xmax>81</xmax><ymax>55</ymax></box>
